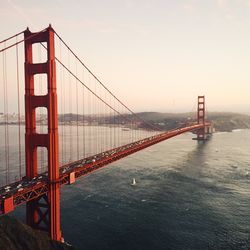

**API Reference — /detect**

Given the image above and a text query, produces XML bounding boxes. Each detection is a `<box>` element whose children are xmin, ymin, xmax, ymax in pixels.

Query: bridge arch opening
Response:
<box><xmin>37</xmin><ymin>146</ymin><xmax>48</xmax><ymax>174</ymax></box>
<box><xmin>34</xmin><ymin>74</ymin><xmax>48</xmax><ymax>96</ymax></box>
<box><xmin>31</xmin><ymin>42</ymin><xmax>47</xmax><ymax>64</ymax></box>
<box><xmin>35</xmin><ymin>107</ymin><xmax>48</xmax><ymax>134</ymax></box>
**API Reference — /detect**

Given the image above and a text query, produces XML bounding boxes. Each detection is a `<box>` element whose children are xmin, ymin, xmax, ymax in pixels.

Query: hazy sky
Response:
<box><xmin>1</xmin><ymin>0</ymin><xmax>250</xmax><ymax>113</ymax></box>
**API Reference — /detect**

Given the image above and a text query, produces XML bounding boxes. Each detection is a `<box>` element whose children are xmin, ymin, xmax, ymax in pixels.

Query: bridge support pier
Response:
<box><xmin>24</xmin><ymin>25</ymin><xmax>61</xmax><ymax>241</ymax></box>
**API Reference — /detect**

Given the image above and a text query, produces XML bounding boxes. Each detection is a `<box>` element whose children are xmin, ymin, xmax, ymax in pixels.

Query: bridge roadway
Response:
<box><xmin>0</xmin><ymin>123</ymin><xmax>211</xmax><ymax>214</ymax></box>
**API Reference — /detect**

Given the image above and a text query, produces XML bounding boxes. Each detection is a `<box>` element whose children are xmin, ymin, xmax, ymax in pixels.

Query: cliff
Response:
<box><xmin>0</xmin><ymin>216</ymin><xmax>76</xmax><ymax>250</ymax></box>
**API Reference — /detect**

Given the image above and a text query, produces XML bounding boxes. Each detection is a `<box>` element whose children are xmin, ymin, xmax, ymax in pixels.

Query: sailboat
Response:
<box><xmin>131</xmin><ymin>178</ymin><xmax>136</xmax><ymax>186</ymax></box>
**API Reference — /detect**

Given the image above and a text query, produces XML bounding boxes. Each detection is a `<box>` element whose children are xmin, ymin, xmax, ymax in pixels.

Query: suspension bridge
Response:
<box><xmin>0</xmin><ymin>25</ymin><xmax>212</xmax><ymax>242</ymax></box>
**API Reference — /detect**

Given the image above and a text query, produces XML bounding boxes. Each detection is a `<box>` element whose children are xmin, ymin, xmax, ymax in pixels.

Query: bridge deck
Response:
<box><xmin>0</xmin><ymin>123</ymin><xmax>211</xmax><ymax>214</ymax></box>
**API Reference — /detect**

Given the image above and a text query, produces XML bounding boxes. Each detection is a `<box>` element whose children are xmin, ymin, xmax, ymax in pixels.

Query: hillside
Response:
<box><xmin>57</xmin><ymin>112</ymin><xmax>250</xmax><ymax>132</ymax></box>
<box><xmin>206</xmin><ymin>112</ymin><xmax>250</xmax><ymax>132</ymax></box>
<box><xmin>0</xmin><ymin>216</ymin><xmax>75</xmax><ymax>250</ymax></box>
<box><xmin>134</xmin><ymin>112</ymin><xmax>250</xmax><ymax>132</ymax></box>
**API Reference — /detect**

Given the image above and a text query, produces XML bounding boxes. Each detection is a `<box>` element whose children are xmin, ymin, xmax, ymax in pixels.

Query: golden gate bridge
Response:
<box><xmin>0</xmin><ymin>25</ymin><xmax>212</xmax><ymax>241</ymax></box>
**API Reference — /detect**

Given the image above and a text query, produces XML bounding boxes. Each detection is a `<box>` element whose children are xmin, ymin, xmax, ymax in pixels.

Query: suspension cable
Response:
<box><xmin>0</xmin><ymin>30</ymin><xmax>24</xmax><ymax>44</ymax></box>
<box><xmin>45</xmin><ymin>46</ymin><xmax>147</xmax><ymax>128</ymax></box>
<box><xmin>0</xmin><ymin>28</ymin><xmax>47</xmax><ymax>53</ymax></box>
<box><xmin>3</xmin><ymin>46</ymin><xmax>9</xmax><ymax>184</ymax></box>
<box><xmin>1</xmin><ymin>27</ymin><xmax>162</xmax><ymax>132</ymax></box>
<box><xmin>82</xmin><ymin>68</ymin><xmax>85</xmax><ymax>158</ymax></box>
<box><xmin>53</xmin><ymin>30</ymin><xmax>163</xmax><ymax>132</ymax></box>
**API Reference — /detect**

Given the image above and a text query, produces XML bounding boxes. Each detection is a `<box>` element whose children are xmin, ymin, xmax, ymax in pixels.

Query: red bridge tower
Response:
<box><xmin>197</xmin><ymin>95</ymin><xmax>205</xmax><ymax>140</ymax></box>
<box><xmin>196</xmin><ymin>95</ymin><xmax>212</xmax><ymax>140</ymax></box>
<box><xmin>24</xmin><ymin>25</ymin><xmax>61</xmax><ymax>241</ymax></box>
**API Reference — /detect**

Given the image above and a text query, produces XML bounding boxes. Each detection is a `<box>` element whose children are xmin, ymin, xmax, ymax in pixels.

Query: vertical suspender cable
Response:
<box><xmin>113</xmin><ymin>97</ymin><xmax>115</xmax><ymax>148</ymax></box>
<box><xmin>68</xmin><ymin>49</ymin><xmax>73</xmax><ymax>161</ymax></box>
<box><xmin>95</xmin><ymin>80</ymin><xmax>101</xmax><ymax>153</ymax></box>
<box><xmin>98</xmin><ymin>88</ymin><xmax>100</xmax><ymax>152</ymax></box>
<box><xmin>105</xmin><ymin>91</ymin><xmax>107</xmax><ymax>152</ymax></box>
<box><xmin>62</xmin><ymin>54</ymin><xmax>67</xmax><ymax>164</ymax></box>
<box><xmin>82</xmin><ymin>68</ymin><xmax>85</xmax><ymax>158</ymax></box>
<box><xmin>59</xmin><ymin>39</ymin><xmax>64</xmax><ymax>166</ymax></box>
<box><xmin>16</xmin><ymin>38</ymin><xmax>22</xmax><ymax>180</ymax></box>
<box><xmin>0</xmin><ymin>52</ymin><xmax>2</xmax><ymax>185</ymax></box>
<box><xmin>88</xmin><ymin>75</ymin><xmax>90</xmax><ymax>156</ymax></box>
<box><xmin>95</xmin><ymin>79</ymin><xmax>99</xmax><ymax>154</ymax></box>
<box><xmin>1</xmin><ymin>52</ymin><xmax>5</xmax><ymax>185</ymax></box>
<box><xmin>95</xmin><ymin>81</ymin><xmax>98</xmax><ymax>153</ymax></box>
<box><xmin>3</xmin><ymin>46</ymin><xmax>9</xmax><ymax>184</ymax></box>
<box><xmin>76</xmin><ymin>59</ymin><xmax>79</xmax><ymax>159</ymax></box>
<box><xmin>92</xmin><ymin>77</ymin><xmax>94</xmax><ymax>154</ymax></box>
<box><xmin>109</xmin><ymin>95</ymin><xmax>112</xmax><ymax>150</ymax></box>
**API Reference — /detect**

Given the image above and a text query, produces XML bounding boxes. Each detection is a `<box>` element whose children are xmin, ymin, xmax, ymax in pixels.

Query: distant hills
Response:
<box><xmin>206</xmin><ymin>112</ymin><xmax>250</xmax><ymax>132</ymax></box>
<box><xmin>132</xmin><ymin>111</ymin><xmax>250</xmax><ymax>132</ymax></box>
<box><xmin>58</xmin><ymin>112</ymin><xmax>250</xmax><ymax>132</ymax></box>
<box><xmin>2</xmin><ymin>111</ymin><xmax>249</xmax><ymax>132</ymax></box>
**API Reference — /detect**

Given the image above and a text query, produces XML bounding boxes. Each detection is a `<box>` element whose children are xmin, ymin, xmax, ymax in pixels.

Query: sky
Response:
<box><xmin>1</xmin><ymin>0</ymin><xmax>250</xmax><ymax>114</ymax></box>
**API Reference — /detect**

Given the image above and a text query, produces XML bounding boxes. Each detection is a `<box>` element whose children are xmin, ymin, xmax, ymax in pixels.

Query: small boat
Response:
<box><xmin>131</xmin><ymin>178</ymin><xmax>136</xmax><ymax>186</ymax></box>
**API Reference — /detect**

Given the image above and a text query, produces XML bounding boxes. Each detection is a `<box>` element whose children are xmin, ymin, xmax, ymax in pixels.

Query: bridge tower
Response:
<box><xmin>24</xmin><ymin>26</ymin><xmax>61</xmax><ymax>241</ymax></box>
<box><xmin>196</xmin><ymin>95</ymin><xmax>210</xmax><ymax>141</ymax></box>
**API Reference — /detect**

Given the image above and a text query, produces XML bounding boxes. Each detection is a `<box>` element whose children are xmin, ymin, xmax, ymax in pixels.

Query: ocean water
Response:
<box><xmin>58</xmin><ymin>130</ymin><xmax>250</xmax><ymax>250</ymax></box>
<box><xmin>6</xmin><ymin>128</ymin><xmax>250</xmax><ymax>249</ymax></box>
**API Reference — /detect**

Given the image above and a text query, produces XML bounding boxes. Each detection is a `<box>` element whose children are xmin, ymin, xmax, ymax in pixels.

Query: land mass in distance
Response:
<box><xmin>1</xmin><ymin>112</ymin><xmax>250</xmax><ymax>133</ymax></box>
<box><xmin>57</xmin><ymin>112</ymin><xmax>250</xmax><ymax>132</ymax></box>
